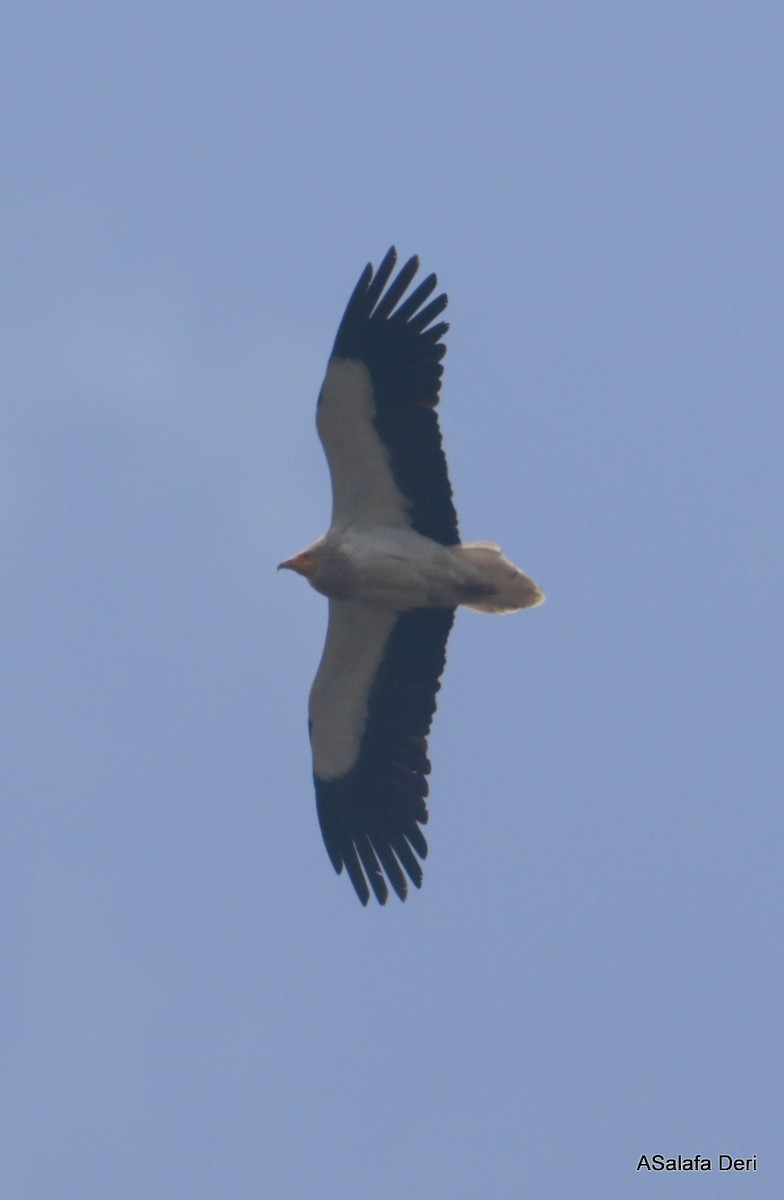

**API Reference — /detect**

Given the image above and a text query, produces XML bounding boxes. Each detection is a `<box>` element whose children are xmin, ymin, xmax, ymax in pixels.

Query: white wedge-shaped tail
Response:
<box><xmin>455</xmin><ymin>542</ymin><xmax>545</xmax><ymax>613</ymax></box>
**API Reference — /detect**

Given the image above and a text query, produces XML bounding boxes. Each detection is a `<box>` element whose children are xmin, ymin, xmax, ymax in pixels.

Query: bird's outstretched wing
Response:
<box><xmin>310</xmin><ymin>601</ymin><xmax>455</xmax><ymax>904</ymax></box>
<box><xmin>316</xmin><ymin>247</ymin><xmax>459</xmax><ymax>546</ymax></box>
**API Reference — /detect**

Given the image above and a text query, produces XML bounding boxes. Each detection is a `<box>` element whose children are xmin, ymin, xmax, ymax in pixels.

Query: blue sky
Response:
<box><xmin>3</xmin><ymin>3</ymin><xmax>782</xmax><ymax>1196</ymax></box>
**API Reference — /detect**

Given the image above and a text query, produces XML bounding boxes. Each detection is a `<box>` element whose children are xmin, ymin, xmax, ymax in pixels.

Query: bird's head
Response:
<box><xmin>278</xmin><ymin>537</ymin><xmax>349</xmax><ymax>598</ymax></box>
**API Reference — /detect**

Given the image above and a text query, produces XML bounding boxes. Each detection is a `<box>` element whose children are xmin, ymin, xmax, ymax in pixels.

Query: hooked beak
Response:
<box><xmin>278</xmin><ymin>550</ymin><xmax>317</xmax><ymax>577</ymax></box>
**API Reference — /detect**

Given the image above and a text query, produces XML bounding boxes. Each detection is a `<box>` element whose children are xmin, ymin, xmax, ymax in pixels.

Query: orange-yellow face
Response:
<box><xmin>277</xmin><ymin>549</ymin><xmax>318</xmax><ymax>578</ymax></box>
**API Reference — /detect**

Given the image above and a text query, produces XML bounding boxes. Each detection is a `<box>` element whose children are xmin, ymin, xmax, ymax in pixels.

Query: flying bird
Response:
<box><xmin>280</xmin><ymin>248</ymin><xmax>544</xmax><ymax>905</ymax></box>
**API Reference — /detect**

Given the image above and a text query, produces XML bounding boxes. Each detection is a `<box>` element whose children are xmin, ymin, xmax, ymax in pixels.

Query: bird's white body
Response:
<box><xmin>297</xmin><ymin>524</ymin><xmax>543</xmax><ymax>613</ymax></box>
<box><xmin>333</xmin><ymin>525</ymin><xmax>484</xmax><ymax>610</ymax></box>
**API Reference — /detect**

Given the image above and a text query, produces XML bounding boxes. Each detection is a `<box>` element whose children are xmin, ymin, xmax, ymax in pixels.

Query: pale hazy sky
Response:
<box><xmin>3</xmin><ymin>4</ymin><xmax>782</xmax><ymax>1197</ymax></box>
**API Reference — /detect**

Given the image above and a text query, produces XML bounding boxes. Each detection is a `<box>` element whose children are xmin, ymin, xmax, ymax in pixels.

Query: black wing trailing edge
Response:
<box><xmin>328</xmin><ymin>247</ymin><xmax>459</xmax><ymax>546</ymax></box>
<box><xmin>314</xmin><ymin>607</ymin><xmax>455</xmax><ymax>905</ymax></box>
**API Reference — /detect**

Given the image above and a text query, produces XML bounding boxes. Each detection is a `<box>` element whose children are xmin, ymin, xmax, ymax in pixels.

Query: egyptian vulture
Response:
<box><xmin>280</xmin><ymin>248</ymin><xmax>543</xmax><ymax>905</ymax></box>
